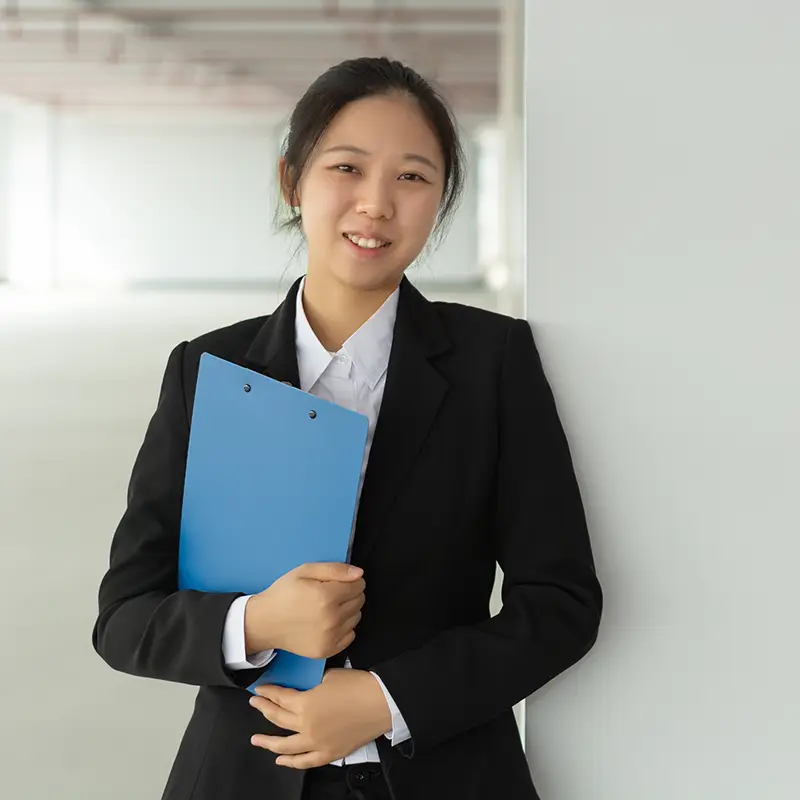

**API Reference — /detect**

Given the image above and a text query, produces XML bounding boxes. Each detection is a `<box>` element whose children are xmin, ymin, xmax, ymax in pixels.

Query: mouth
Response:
<box><xmin>343</xmin><ymin>232</ymin><xmax>392</xmax><ymax>250</ymax></box>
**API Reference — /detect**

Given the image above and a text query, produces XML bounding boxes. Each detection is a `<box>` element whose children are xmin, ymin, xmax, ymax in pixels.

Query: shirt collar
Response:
<box><xmin>294</xmin><ymin>276</ymin><xmax>399</xmax><ymax>391</ymax></box>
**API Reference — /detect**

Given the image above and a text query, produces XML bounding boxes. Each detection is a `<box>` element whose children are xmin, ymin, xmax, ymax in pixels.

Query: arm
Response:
<box><xmin>369</xmin><ymin>319</ymin><xmax>603</xmax><ymax>756</ymax></box>
<box><xmin>91</xmin><ymin>342</ymin><xmax>265</xmax><ymax>689</ymax></box>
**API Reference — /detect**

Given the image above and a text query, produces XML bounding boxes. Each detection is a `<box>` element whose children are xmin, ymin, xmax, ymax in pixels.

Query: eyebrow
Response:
<box><xmin>322</xmin><ymin>145</ymin><xmax>440</xmax><ymax>172</ymax></box>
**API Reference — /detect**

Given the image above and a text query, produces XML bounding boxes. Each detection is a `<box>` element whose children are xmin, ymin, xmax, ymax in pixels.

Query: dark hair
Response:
<box><xmin>277</xmin><ymin>56</ymin><xmax>466</xmax><ymax>249</ymax></box>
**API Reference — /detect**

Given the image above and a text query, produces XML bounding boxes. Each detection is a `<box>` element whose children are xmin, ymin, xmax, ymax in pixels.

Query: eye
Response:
<box><xmin>399</xmin><ymin>172</ymin><xmax>427</xmax><ymax>183</ymax></box>
<box><xmin>333</xmin><ymin>164</ymin><xmax>358</xmax><ymax>174</ymax></box>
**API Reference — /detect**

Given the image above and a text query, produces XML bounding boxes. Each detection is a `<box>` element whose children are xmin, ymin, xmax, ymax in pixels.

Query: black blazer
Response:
<box><xmin>92</xmin><ymin>276</ymin><xmax>602</xmax><ymax>800</ymax></box>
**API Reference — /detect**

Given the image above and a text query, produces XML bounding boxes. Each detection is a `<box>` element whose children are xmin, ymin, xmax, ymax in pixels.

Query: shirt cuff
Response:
<box><xmin>370</xmin><ymin>671</ymin><xmax>412</xmax><ymax>746</ymax></box>
<box><xmin>222</xmin><ymin>595</ymin><xmax>276</xmax><ymax>671</ymax></box>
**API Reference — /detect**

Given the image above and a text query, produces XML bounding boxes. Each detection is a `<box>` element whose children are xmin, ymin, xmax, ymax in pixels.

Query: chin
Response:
<box><xmin>332</xmin><ymin>261</ymin><xmax>406</xmax><ymax>294</ymax></box>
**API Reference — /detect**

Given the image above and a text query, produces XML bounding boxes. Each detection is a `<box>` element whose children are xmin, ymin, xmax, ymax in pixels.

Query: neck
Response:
<box><xmin>301</xmin><ymin>271</ymin><xmax>399</xmax><ymax>352</ymax></box>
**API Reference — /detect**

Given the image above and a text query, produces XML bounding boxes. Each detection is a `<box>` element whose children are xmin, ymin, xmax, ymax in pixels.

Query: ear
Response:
<box><xmin>278</xmin><ymin>157</ymin><xmax>300</xmax><ymax>208</ymax></box>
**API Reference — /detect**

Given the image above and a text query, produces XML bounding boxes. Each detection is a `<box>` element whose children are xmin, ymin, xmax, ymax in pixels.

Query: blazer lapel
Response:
<box><xmin>242</xmin><ymin>277</ymin><xmax>302</xmax><ymax>388</ymax></box>
<box><xmin>350</xmin><ymin>277</ymin><xmax>451</xmax><ymax>567</ymax></box>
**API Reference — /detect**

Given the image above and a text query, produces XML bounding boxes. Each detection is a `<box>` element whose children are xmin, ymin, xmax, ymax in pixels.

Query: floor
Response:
<box><xmin>0</xmin><ymin>283</ymin><xmax>514</xmax><ymax>799</ymax></box>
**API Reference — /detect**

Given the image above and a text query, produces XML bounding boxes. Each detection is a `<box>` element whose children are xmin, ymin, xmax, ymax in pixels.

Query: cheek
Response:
<box><xmin>402</xmin><ymin>195</ymin><xmax>441</xmax><ymax>241</ymax></box>
<box><xmin>299</xmin><ymin>176</ymin><xmax>348</xmax><ymax>231</ymax></box>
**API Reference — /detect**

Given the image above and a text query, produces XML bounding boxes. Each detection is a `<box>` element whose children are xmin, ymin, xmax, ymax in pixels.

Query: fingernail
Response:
<box><xmin>348</xmin><ymin>566</ymin><xmax>363</xmax><ymax>576</ymax></box>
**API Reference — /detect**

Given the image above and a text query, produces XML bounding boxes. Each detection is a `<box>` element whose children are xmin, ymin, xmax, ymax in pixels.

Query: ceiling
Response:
<box><xmin>0</xmin><ymin>1</ymin><xmax>500</xmax><ymax>118</ymax></box>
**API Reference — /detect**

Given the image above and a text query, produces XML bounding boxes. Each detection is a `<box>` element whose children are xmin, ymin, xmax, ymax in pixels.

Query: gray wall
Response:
<box><xmin>523</xmin><ymin>3</ymin><xmax>800</xmax><ymax>798</ymax></box>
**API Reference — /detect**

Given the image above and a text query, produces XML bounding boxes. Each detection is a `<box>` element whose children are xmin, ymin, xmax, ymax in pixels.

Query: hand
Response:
<box><xmin>245</xmin><ymin>563</ymin><xmax>365</xmax><ymax>658</ymax></box>
<box><xmin>249</xmin><ymin>668</ymin><xmax>393</xmax><ymax>769</ymax></box>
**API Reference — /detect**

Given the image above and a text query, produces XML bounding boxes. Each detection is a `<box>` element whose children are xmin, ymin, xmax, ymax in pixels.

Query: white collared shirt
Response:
<box><xmin>222</xmin><ymin>276</ymin><xmax>410</xmax><ymax>764</ymax></box>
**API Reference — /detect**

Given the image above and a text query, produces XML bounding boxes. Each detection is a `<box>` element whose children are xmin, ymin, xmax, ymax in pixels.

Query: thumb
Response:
<box><xmin>293</xmin><ymin>562</ymin><xmax>363</xmax><ymax>582</ymax></box>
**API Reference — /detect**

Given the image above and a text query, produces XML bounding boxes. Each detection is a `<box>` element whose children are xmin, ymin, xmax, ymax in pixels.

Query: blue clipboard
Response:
<box><xmin>178</xmin><ymin>352</ymin><xmax>369</xmax><ymax>692</ymax></box>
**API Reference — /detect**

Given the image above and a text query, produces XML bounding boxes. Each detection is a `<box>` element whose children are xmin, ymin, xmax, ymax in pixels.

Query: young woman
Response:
<box><xmin>92</xmin><ymin>57</ymin><xmax>602</xmax><ymax>800</ymax></box>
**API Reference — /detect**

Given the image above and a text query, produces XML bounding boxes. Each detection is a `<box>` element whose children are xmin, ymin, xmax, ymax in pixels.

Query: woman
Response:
<box><xmin>92</xmin><ymin>57</ymin><xmax>602</xmax><ymax>800</ymax></box>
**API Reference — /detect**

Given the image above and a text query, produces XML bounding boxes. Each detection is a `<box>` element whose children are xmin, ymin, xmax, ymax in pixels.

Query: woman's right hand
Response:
<box><xmin>243</xmin><ymin>563</ymin><xmax>366</xmax><ymax>659</ymax></box>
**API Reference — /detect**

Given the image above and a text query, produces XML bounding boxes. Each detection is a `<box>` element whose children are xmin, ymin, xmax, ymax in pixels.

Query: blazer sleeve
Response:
<box><xmin>91</xmin><ymin>342</ymin><xmax>264</xmax><ymax>690</ymax></box>
<box><xmin>369</xmin><ymin>318</ymin><xmax>603</xmax><ymax>757</ymax></box>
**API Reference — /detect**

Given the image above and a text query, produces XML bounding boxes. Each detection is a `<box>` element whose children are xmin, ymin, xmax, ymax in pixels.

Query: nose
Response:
<box><xmin>356</xmin><ymin>176</ymin><xmax>394</xmax><ymax>220</ymax></box>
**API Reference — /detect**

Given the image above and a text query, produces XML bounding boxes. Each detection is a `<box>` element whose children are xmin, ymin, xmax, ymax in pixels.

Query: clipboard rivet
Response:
<box><xmin>309</xmin><ymin>410</ymin><xmax>317</xmax><ymax>419</ymax></box>
<box><xmin>243</xmin><ymin>384</ymin><xmax>251</xmax><ymax>393</ymax></box>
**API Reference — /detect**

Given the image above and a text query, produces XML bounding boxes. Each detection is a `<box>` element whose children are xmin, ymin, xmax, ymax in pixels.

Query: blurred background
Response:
<box><xmin>4</xmin><ymin>3</ymin><xmax>799</xmax><ymax>800</ymax></box>
<box><xmin>0</xmin><ymin>1</ymin><xmax>525</xmax><ymax>798</ymax></box>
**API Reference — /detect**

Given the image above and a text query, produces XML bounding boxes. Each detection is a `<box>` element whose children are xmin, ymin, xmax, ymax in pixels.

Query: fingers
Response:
<box><xmin>250</xmin><ymin>732</ymin><xmax>311</xmax><ymax>756</ymax></box>
<box><xmin>295</xmin><ymin>562</ymin><xmax>363</xmax><ymax>582</ymax></box>
<box><xmin>254</xmin><ymin>684</ymin><xmax>300</xmax><ymax>710</ymax></box>
<box><xmin>249</xmin><ymin>696</ymin><xmax>297</xmax><ymax>731</ymax></box>
<box><xmin>338</xmin><ymin>594</ymin><xmax>366</xmax><ymax>617</ymax></box>
<box><xmin>250</xmin><ymin>734</ymin><xmax>331</xmax><ymax>768</ymax></box>
<box><xmin>274</xmin><ymin>752</ymin><xmax>330</xmax><ymax>769</ymax></box>
<box><xmin>327</xmin><ymin>577</ymin><xmax>366</xmax><ymax>604</ymax></box>
<box><xmin>333</xmin><ymin>629</ymin><xmax>356</xmax><ymax>655</ymax></box>
<box><xmin>330</xmin><ymin>599</ymin><xmax>363</xmax><ymax>653</ymax></box>
<box><xmin>340</xmin><ymin>610</ymin><xmax>362</xmax><ymax>633</ymax></box>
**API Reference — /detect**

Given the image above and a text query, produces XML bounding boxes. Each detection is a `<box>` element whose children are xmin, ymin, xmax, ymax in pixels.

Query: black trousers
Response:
<box><xmin>301</xmin><ymin>763</ymin><xmax>392</xmax><ymax>800</ymax></box>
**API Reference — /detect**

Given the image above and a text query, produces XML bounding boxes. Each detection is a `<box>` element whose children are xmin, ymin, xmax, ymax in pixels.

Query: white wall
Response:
<box><xmin>0</xmin><ymin>109</ymin><xmax>9</xmax><ymax>282</ymax></box>
<box><xmin>524</xmin><ymin>3</ymin><xmax>800</xmax><ymax>799</ymax></box>
<box><xmin>55</xmin><ymin>114</ymin><xmax>480</xmax><ymax>288</ymax></box>
<box><xmin>56</xmin><ymin>118</ymin><xmax>292</xmax><ymax>287</ymax></box>
<box><xmin>6</xmin><ymin>103</ymin><xmax>58</xmax><ymax>290</ymax></box>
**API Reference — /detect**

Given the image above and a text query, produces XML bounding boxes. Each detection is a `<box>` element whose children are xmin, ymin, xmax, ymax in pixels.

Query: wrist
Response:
<box><xmin>244</xmin><ymin>594</ymin><xmax>277</xmax><ymax>654</ymax></box>
<box><xmin>363</xmin><ymin>671</ymin><xmax>393</xmax><ymax>738</ymax></box>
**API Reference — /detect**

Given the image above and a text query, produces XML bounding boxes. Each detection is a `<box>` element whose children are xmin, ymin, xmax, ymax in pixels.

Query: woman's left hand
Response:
<box><xmin>249</xmin><ymin>668</ymin><xmax>393</xmax><ymax>769</ymax></box>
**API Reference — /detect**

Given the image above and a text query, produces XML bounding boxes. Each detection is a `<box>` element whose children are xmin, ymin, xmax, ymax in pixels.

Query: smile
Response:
<box><xmin>343</xmin><ymin>233</ymin><xmax>391</xmax><ymax>249</ymax></box>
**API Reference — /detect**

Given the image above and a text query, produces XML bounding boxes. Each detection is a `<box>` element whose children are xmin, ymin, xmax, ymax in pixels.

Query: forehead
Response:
<box><xmin>317</xmin><ymin>94</ymin><xmax>443</xmax><ymax>164</ymax></box>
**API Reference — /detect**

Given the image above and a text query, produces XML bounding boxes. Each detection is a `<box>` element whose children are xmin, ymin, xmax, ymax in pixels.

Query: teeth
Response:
<box><xmin>346</xmin><ymin>233</ymin><xmax>387</xmax><ymax>249</ymax></box>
